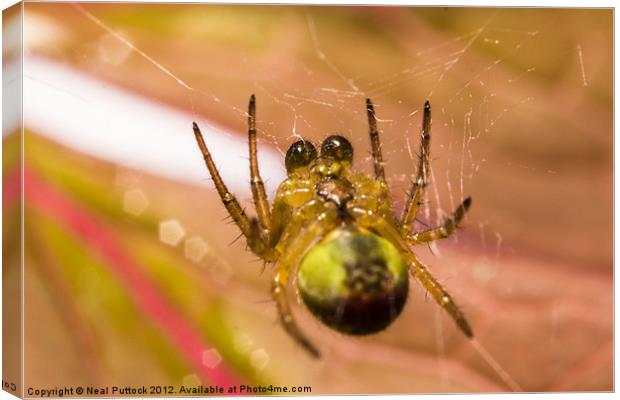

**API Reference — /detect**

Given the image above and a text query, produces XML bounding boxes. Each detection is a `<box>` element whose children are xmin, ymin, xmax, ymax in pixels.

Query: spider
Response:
<box><xmin>192</xmin><ymin>95</ymin><xmax>473</xmax><ymax>358</ymax></box>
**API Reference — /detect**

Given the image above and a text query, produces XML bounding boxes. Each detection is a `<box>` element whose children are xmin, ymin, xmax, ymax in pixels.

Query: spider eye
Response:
<box><xmin>321</xmin><ymin>135</ymin><xmax>353</xmax><ymax>163</ymax></box>
<box><xmin>285</xmin><ymin>139</ymin><xmax>318</xmax><ymax>173</ymax></box>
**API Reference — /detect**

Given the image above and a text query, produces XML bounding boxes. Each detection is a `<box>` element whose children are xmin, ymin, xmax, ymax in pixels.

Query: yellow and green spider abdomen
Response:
<box><xmin>297</xmin><ymin>226</ymin><xmax>409</xmax><ymax>335</ymax></box>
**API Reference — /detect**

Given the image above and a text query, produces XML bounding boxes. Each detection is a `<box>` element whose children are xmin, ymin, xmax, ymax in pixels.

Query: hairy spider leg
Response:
<box><xmin>349</xmin><ymin>206</ymin><xmax>474</xmax><ymax>339</ymax></box>
<box><xmin>271</xmin><ymin>202</ymin><xmax>338</xmax><ymax>358</ymax></box>
<box><xmin>400</xmin><ymin>100</ymin><xmax>432</xmax><ymax>234</ymax></box>
<box><xmin>272</xmin><ymin>261</ymin><xmax>320</xmax><ymax>358</ymax></box>
<box><xmin>248</xmin><ymin>94</ymin><xmax>272</xmax><ymax>238</ymax></box>
<box><xmin>366</xmin><ymin>98</ymin><xmax>387</xmax><ymax>183</ymax></box>
<box><xmin>410</xmin><ymin>256</ymin><xmax>473</xmax><ymax>337</ymax></box>
<box><xmin>409</xmin><ymin>197</ymin><xmax>472</xmax><ymax>244</ymax></box>
<box><xmin>192</xmin><ymin>122</ymin><xmax>274</xmax><ymax>259</ymax></box>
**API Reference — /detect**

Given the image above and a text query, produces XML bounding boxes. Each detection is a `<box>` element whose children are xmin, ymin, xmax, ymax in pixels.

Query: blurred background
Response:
<box><xmin>3</xmin><ymin>4</ymin><xmax>612</xmax><ymax>394</ymax></box>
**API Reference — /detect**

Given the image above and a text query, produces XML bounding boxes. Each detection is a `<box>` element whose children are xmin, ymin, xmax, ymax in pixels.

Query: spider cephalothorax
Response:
<box><xmin>193</xmin><ymin>95</ymin><xmax>472</xmax><ymax>357</ymax></box>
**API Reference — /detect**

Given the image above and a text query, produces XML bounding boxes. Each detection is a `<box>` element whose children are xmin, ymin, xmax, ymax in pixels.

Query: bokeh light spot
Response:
<box><xmin>115</xmin><ymin>166</ymin><xmax>142</xmax><ymax>188</ymax></box>
<box><xmin>472</xmin><ymin>260</ymin><xmax>496</xmax><ymax>284</ymax></box>
<box><xmin>250</xmin><ymin>348</ymin><xmax>270</xmax><ymax>370</ymax></box>
<box><xmin>123</xmin><ymin>188</ymin><xmax>149</xmax><ymax>216</ymax></box>
<box><xmin>182</xmin><ymin>373</ymin><xmax>201</xmax><ymax>387</ymax></box>
<box><xmin>98</xmin><ymin>31</ymin><xmax>133</xmax><ymax>66</ymax></box>
<box><xmin>184</xmin><ymin>236</ymin><xmax>210</xmax><ymax>263</ymax></box>
<box><xmin>159</xmin><ymin>219</ymin><xmax>186</xmax><ymax>246</ymax></box>
<box><xmin>202</xmin><ymin>348</ymin><xmax>222</xmax><ymax>369</ymax></box>
<box><xmin>208</xmin><ymin>260</ymin><xmax>233</xmax><ymax>285</ymax></box>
